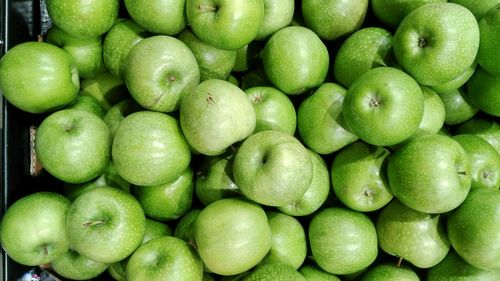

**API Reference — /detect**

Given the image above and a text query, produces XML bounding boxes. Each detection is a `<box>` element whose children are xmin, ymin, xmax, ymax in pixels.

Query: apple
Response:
<box><xmin>449</xmin><ymin>0</ymin><xmax>500</xmax><ymax>19</ymax></box>
<box><xmin>178</xmin><ymin>28</ymin><xmax>237</xmax><ymax>81</ymax></box>
<box><xmin>359</xmin><ymin>263</ymin><xmax>420</xmax><ymax>281</ymax></box>
<box><xmin>143</xmin><ymin>218</ymin><xmax>172</xmax><ymax>243</ymax></box>
<box><xmin>430</xmin><ymin>62</ymin><xmax>477</xmax><ymax>94</ymax></box>
<box><xmin>35</xmin><ymin>109</ymin><xmax>111</xmax><ymax>184</ymax></box>
<box><xmin>387</xmin><ymin>134</ymin><xmax>471</xmax><ymax>213</ymax></box>
<box><xmin>180</xmin><ymin>79</ymin><xmax>256</xmax><ymax>156</ymax></box>
<box><xmin>0</xmin><ymin>192</ymin><xmax>70</xmax><ymax>266</ymax></box>
<box><xmin>262</xmin><ymin>26</ymin><xmax>329</xmax><ymax>95</ymax></box>
<box><xmin>436</xmin><ymin>88</ymin><xmax>478</xmax><ymax>125</ymax></box>
<box><xmin>240</xmin><ymin>66</ymin><xmax>272</xmax><ymax>90</ymax></box>
<box><xmin>173</xmin><ymin>209</ymin><xmax>201</xmax><ymax>245</ymax></box>
<box><xmin>112</xmin><ymin>111</ymin><xmax>191</xmax><ymax>186</ymax></box>
<box><xmin>233</xmin><ymin>130</ymin><xmax>313</xmax><ymax>207</ymax></box>
<box><xmin>103</xmin><ymin>99</ymin><xmax>143</xmax><ymax>139</ymax></box>
<box><xmin>186</xmin><ymin>0</ymin><xmax>265</xmax><ymax>50</ymax></box>
<box><xmin>427</xmin><ymin>250</ymin><xmax>500</xmax><ymax>281</ymax></box>
<box><xmin>297</xmin><ymin>83</ymin><xmax>358</xmax><ymax>154</ymax></box>
<box><xmin>309</xmin><ymin>207</ymin><xmax>378</xmax><ymax>275</ymax></box>
<box><xmin>103</xmin><ymin>19</ymin><xmax>148</xmax><ymax>79</ymax></box>
<box><xmin>126</xmin><ymin>236</ymin><xmax>203</xmax><ymax>281</ymax></box>
<box><xmin>455</xmin><ymin>117</ymin><xmax>500</xmax><ymax>155</ymax></box>
<box><xmin>453</xmin><ymin>134</ymin><xmax>500</xmax><ymax>190</ymax></box>
<box><xmin>227</xmin><ymin>74</ymin><xmax>240</xmax><ymax>87</ymax></box>
<box><xmin>299</xmin><ymin>265</ymin><xmax>341</xmax><ymax>281</ymax></box>
<box><xmin>0</xmin><ymin>42</ymin><xmax>79</xmax><ymax>113</ymax></box>
<box><xmin>232</xmin><ymin>42</ymin><xmax>264</xmax><ymax>72</ymax></box>
<box><xmin>66</xmin><ymin>187</ymin><xmax>146</xmax><ymax>263</ymax></box>
<box><xmin>342</xmin><ymin>67</ymin><xmax>424</xmax><ymax>146</ymax></box>
<box><xmin>65</xmin><ymin>94</ymin><xmax>106</xmax><ymax>118</ymax></box>
<box><xmin>393</xmin><ymin>2</ymin><xmax>479</xmax><ymax>86</ymax></box>
<box><xmin>301</xmin><ymin>0</ymin><xmax>369</xmax><ymax>40</ymax></box>
<box><xmin>45</xmin><ymin>0</ymin><xmax>119</xmax><ymax>37</ymax></box>
<box><xmin>243</xmin><ymin>263</ymin><xmax>305</xmax><ymax>281</ymax></box>
<box><xmin>477</xmin><ymin>3</ymin><xmax>500</xmax><ymax>75</ymax></box>
<box><xmin>409</xmin><ymin>86</ymin><xmax>446</xmax><ymax>138</ymax></box>
<box><xmin>50</xmin><ymin>249</ymin><xmax>109</xmax><ymax>280</ymax></box>
<box><xmin>255</xmin><ymin>0</ymin><xmax>295</xmax><ymax>40</ymax></box>
<box><xmin>278</xmin><ymin>150</ymin><xmax>330</xmax><ymax>216</ymax></box>
<box><xmin>333</xmin><ymin>27</ymin><xmax>395</xmax><ymax>88</ymax></box>
<box><xmin>467</xmin><ymin>66</ymin><xmax>500</xmax><ymax>117</ymax></box>
<box><xmin>193</xmin><ymin>198</ymin><xmax>272</xmax><ymax>276</ymax></box>
<box><xmin>261</xmin><ymin>211</ymin><xmax>307</xmax><ymax>270</ymax></box>
<box><xmin>376</xmin><ymin>199</ymin><xmax>450</xmax><ymax>268</ymax></box>
<box><xmin>245</xmin><ymin>86</ymin><xmax>297</xmax><ymax>135</ymax></box>
<box><xmin>79</xmin><ymin>71</ymin><xmax>129</xmax><ymax>111</ymax></box>
<box><xmin>133</xmin><ymin>166</ymin><xmax>194</xmax><ymax>221</ymax></box>
<box><xmin>124</xmin><ymin>35</ymin><xmax>200</xmax><ymax>113</ymax></box>
<box><xmin>331</xmin><ymin>141</ymin><xmax>393</xmax><ymax>212</ymax></box>
<box><xmin>371</xmin><ymin>0</ymin><xmax>447</xmax><ymax>27</ymax></box>
<box><xmin>108</xmin><ymin>261</ymin><xmax>127</xmax><ymax>281</ymax></box>
<box><xmin>124</xmin><ymin>0</ymin><xmax>187</xmax><ymax>35</ymax></box>
<box><xmin>447</xmin><ymin>188</ymin><xmax>500</xmax><ymax>270</ymax></box>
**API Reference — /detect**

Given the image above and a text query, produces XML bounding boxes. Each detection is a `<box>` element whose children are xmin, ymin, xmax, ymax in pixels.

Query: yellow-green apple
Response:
<box><xmin>359</xmin><ymin>263</ymin><xmax>420</xmax><ymax>281</ymax></box>
<box><xmin>243</xmin><ymin>263</ymin><xmax>305</xmax><ymax>281</ymax></box>
<box><xmin>255</xmin><ymin>0</ymin><xmax>295</xmax><ymax>40</ymax></box>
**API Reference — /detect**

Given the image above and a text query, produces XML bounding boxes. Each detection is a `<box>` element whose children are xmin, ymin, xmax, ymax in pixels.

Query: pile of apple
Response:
<box><xmin>0</xmin><ymin>0</ymin><xmax>499</xmax><ymax>280</ymax></box>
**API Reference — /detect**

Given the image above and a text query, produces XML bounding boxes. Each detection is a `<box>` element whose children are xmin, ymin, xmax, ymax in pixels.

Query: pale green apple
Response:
<box><xmin>79</xmin><ymin>71</ymin><xmax>129</xmax><ymax>111</ymax></box>
<box><xmin>256</xmin><ymin>0</ymin><xmax>295</xmax><ymax>40</ymax></box>
<box><xmin>467</xmin><ymin>66</ymin><xmax>500</xmax><ymax>117</ymax></box>
<box><xmin>477</xmin><ymin>3</ymin><xmax>500</xmax><ymax>75</ymax></box>
<box><xmin>427</xmin><ymin>250</ymin><xmax>500</xmax><ymax>281</ymax></box>
<box><xmin>371</xmin><ymin>0</ymin><xmax>447</xmax><ymax>27</ymax></box>
<box><xmin>50</xmin><ymin>249</ymin><xmax>109</xmax><ymax>280</ymax></box>
<box><xmin>124</xmin><ymin>0</ymin><xmax>187</xmax><ymax>35</ymax></box>
<box><xmin>359</xmin><ymin>263</ymin><xmax>420</xmax><ymax>281</ymax></box>
<box><xmin>436</xmin><ymin>88</ymin><xmax>478</xmax><ymax>125</ymax></box>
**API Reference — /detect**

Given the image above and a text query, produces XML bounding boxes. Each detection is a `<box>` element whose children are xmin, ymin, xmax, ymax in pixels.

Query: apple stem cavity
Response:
<box><xmin>418</xmin><ymin>37</ymin><xmax>427</xmax><ymax>48</ymax></box>
<box><xmin>206</xmin><ymin>94</ymin><xmax>215</xmax><ymax>105</ymax></box>
<box><xmin>82</xmin><ymin>220</ymin><xmax>105</xmax><ymax>227</ymax></box>
<box><xmin>457</xmin><ymin>171</ymin><xmax>468</xmax><ymax>176</ymax></box>
<box><xmin>369</xmin><ymin>97</ymin><xmax>382</xmax><ymax>108</ymax></box>
<box><xmin>198</xmin><ymin>4</ymin><xmax>217</xmax><ymax>13</ymax></box>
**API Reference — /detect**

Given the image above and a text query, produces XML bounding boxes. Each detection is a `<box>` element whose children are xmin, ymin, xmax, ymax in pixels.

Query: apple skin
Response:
<box><xmin>186</xmin><ymin>0</ymin><xmax>265</xmax><ymax>50</ymax></box>
<box><xmin>143</xmin><ymin>218</ymin><xmax>172</xmax><ymax>242</ymax></box>
<box><xmin>66</xmin><ymin>187</ymin><xmax>146</xmax><ymax>264</ymax></box>
<box><xmin>174</xmin><ymin>209</ymin><xmax>201</xmax><ymax>245</ymax></box>
<box><xmin>447</xmin><ymin>188</ymin><xmax>500</xmax><ymax>271</ymax></box>
<box><xmin>430</xmin><ymin>62</ymin><xmax>477</xmax><ymax>94</ymax></box>
<box><xmin>411</xmin><ymin>86</ymin><xmax>446</xmax><ymax>138</ymax></box>
<box><xmin>256</xmin><ymin>0</ymin><xmax>295</xmax><ymax>40</ymax></box>
<box><xmin>302</xmin><ymin>0</ymin><xmax>369</xmax><ymax>40</ymax></box>
<box><xmin>371</xmin><ymin>0</ymin><xmax>447</xmax><ymax>27</ymax></box>
<box><xmin>331</xmin><ymin>141</ymin><xmax>393</xmax><ymax>212</ymax></box>
<box><xmin>387</xmin><ymin>134</ymin><xmax>471</xmax><ymax>214</ymax></box>
<box><xmin>262</xmin><ymin>26</ymin><xmax>329</xmax><ymax>95</ymax></box>
<box><xmin>124</xmin><ymin>0</ymin><xmax>187</xmax><ymax>35</ymax></box>
<box><xmin>35</xmin><ymin>109</ymin><xmax>111</xmax><ymax>184</ymax></box>
<box><xmin>240</xmin><ymin>66</ymin><xmax>272</xmax><ymax>90</ymax></box>
<box><xmin>65</xmin><ymin>94</ymin><xmax>106</xmax><ymax>118</ymax></box>
<box><xmin>124</xmin><ymin>35</ymin><xmax>200</xmax><ymax>113</ymax></box>
<box><xmin>193</xmin><ymin>198</ymin><xmax>272</xmax><ymax>276</ymax></box>
<box><xmin>232</xmin><ymin>41</ymin><xmax>264</xmax><ymax>73</ymax></box>
<box><xmin>233</xmin><ymin>130</ymin><xmax>313</xmax><ymax>207</ymax></box>
<box><xmin>449</xmin><ymin>0</ymin><xmax>500</xmax><ymax>19</ymax></box>
<box><xmin>180</xmin><ymin>79</ymin><xmax>256</xmax><ymax>156</ymax></box>
<box><xmin>298</xmin><ymin>83</ymin><xmax>358</xmax><ymax>154</ymax></box>
<box><xmin>427</xmin><ymin>250</ymin><xmax>500</xmax><ymax>281</ymax></box>
<box><xmin>126</xmin><ymin>236</ymin><xmax>203</xmax><ymax>281</ymax></box>
<box><xmin>0</xmin><ymin>192</ymin><xmax>70</xmax><ymax>266</ymax></box>
<box><xmin>243</xmin><ymin>263</ymin><xmax>305</xmax><ymax>281</ymax></box>
<box><xmin>299</xmin><ymin>265</ymin><xmax>341</xmax><ymax>281</ymax></box>
<box><xmin>455</xmin><ymin>117</ymin><xmax>500</xmax><ymax>155</ymax></box>
<box><xmin>45</xmin><ymin>0</ymin><xmax>119</xmax><ymax>37</ymax></box>
<box><xmin>359</xmin><ymin>263</ymin><xmax>420</xmax><ymax>281</ymax></box>
<box><xmin>133</xmin><ymin>166</ymin><xmax>194</xmax><ymax>221</ymax></box>
<box><xmin>103</xmin><ymin>19</ymin><xmax>148</xmax><ymax>79</ymax></box>
<box><xmin>50</xmin><ymin>249</ymin><xmax>109</xmax><ymax>280</ymax></box>
<box><xmin>79</xmin><ymin>71</ymin><xmax>129</xmax><ymax>111</ymax></box>
<box><xmin>376</xmin><ymin>199</ymin><xmax>450</xmax><ymax>268</ymax></box>
<box><xmin>0</xmin><ymin>42</ymin><xmax>79</xmax><ymax>113</ymax></box>
<box><xmin>342</xmin><ymin>67</ymin><xmax>424</xmax><ymax>146</ymax></box>
<box><xmin>436</xmin><ymin>88</ymin><xmax>478</xmax><ymax>126</ymax></box>
<box><xmin>112</xmin><ymin>111</ymin><xmax>191</xmax><ymax>186</ymax></box>
<box><xmin>333</xmin><ymin>27</ymin><xmax>394</xmax><ymax>88</ymax></box>
<box><xmin>103</xmin><ymin>99</ymin><xmax>143</xmax><ymax>139</ymax></box>
<box><xmin>393</xmin><ymin>2</ymin><xmax>480</xmax><ymax>86</ymax></box>
<box><xmin>477</xmin><ymin>4</ymin><xmax>500</xmax><ymax>75</ymax></box>
<box><xmin>467</xmin><ymin>66</ymin><xmax>500</xmax><ymax>117</ymax></box>
<box><xmin>245</xmin><ymin>86</ymin><xmax>297</xmax><ymax>135</ymax></box>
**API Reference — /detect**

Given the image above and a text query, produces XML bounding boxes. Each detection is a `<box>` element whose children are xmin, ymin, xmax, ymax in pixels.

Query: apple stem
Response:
<box><xmin>418</xmin><ymin>37</ymin><xmax>426</xmax><ymax>48</ymax></box>
<box><xmin>396</xmin><ymin>256</ymin><xmax>403</xmax><ymax>267</ymax></box>
<box><xmin>37</xmin><ymin>35</ymin><xmax>44</xmax><ymax>42</ymax></box>
<box><xmin>82</xmin><ymin>220</ymin><xmax>105</xmax><ymax>227</ymax></box>
<box><xmin>198</xmin><ymin>4</ymin><xmax>217</xmax><ymax>12</ymax></box>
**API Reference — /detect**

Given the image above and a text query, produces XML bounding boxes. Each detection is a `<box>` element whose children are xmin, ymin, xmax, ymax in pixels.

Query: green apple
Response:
<box><xmin>331</xmin><ymin>141</ymin><xmax>393</xmax><ymax>212</ymax></box>
<box><xmin>103</xmin><ymin>99</ymin><xmax>143</xmax><ymax>139</ymax></box>
<box><xmin>477</xmin><ymin>4</ymin><xmax>500</xmax><ymax>75</ymax></box>
<box><xmin>299</xmin><ymin>265</ymin><xmax>341</xmax><ymax>281</ymax></box>
<box><xmin>65</xmin><ymin>94</ymin><xmax>106</xmax><ymax>118</ymax></box>
<box><xmin>302</xmin><ymin>0</ymin><xmax>369</xmax><ymax>40</ymax></box>
<box><xmin>180</xmin><ymin>79</ymin><xmax>256</xmax><ymax>156</ymax></box>
<box><xmin>126</xmin><ymin>236</ymin><xmax>203</xmax><ymax>281</ymax></box>
<box><xmin>297</xmin><ymin>83</ymin><xmax>358</xmax><ymax>155</ymax></box>
<box><xmin>174</xmin><ymin>209</ymin><xmax>201</xmax><ymax>245</ymax></box>
<box><xmin>133</xmin><ymin>166</ymin><xmax>193</xmax><ymax>221</ymax></box>
<box><xmin>178</xmin><ymin>28</ymin><xmax>237</xmax><ymax>81</ymax></box>
<box><xmin>453</xmin><ymin>134</ymin><xmax>500</xmax><ymax>190</ymax></box>
<box><xmin>243</xmin><ymin>263</ymin><xmax>305</xmax><ymax>281</ymax></box>
<box><xmin>0</xmin><ymin>42</ymin><xmax>79</xmax><ymax>113</ymax></box>
<box><xmin>262</xmin><ymin>26</ymin><xmax>329</xmax><ymax>95</ymax></box>
<box><xmin>467</xmin><ymin>66</ymin><xmax>500</xmax><ymax>117</ymax></box>
<box><xmin>278</xmin><ymin>150</ymin><xmax>330</xmax><ymax>216</ymax></box>
<box><xmin>333</xmin><ymin>27</ymin><xmax>394</xmax><ymax>88</ymax></box>
<box><xmin>103</xmin><ymin>19</ymin><xmax>148</xmax><ymax>79</ymax></box>
<box><xmin>46</xmin><ymin>25</ymin><xmax>103</xmax><ymax>78</ymax></box>
<box><xmin>108</xmin><ymin>260</ymin><xmax>127</xmax><ymax>281</ymax></box>
<box><xmin>387</xmin><ymin>134</ymin><xmax>471</xmax><ymax>213</ymax></box>
<box><xmin>79</xmin><ymin>71</ymin><xmax>129</xmax><ymax>111</ymax></box>
<box><xmin>436</xmin><ymin>88</ymin><xmax>478</xmax><ymax>125</ymax></box>
<box><xmin>35</xmin><ymin>109</ymin><xmax>111</xmax><ymax>184</ymax></box>
<box><xmin>411</xmin><ymin>86</ymin><xmax>446</xmax><ymax>138</ymax></box>
<box><xmin>124</xmin><ymin>0</ymin><xmax>187</xmax><ymax>35</ymax></box>
<box><xmin>233</xmin><ymin>42</ymin><xmax>264</xmax><ymax>72</ymax></box>
<box><xmin>193</xmin><ymin>198</ymin><xmax>272</xmax><ymax>276</ymax></box>
<box><xmin>393</xmin><ymin>2</ymin><xmax>480</xmax><ymax>86</ymax></box>
<box><xmin>0</xmin><ymin>192</ymin><xmax>70</xmax><ymax>266</ymax></box>
<box><xmin>143</xmin><ymin>218</ymin><xmax>172</xmax><ymax>243</ymax></box>
<box><xmin>455</xmin><ymin>117</ymin><xmax>500</xmax><ymax>155</ymax></box>
<box><xmin>66</xmin><ymin>187</ymin><xmax>146</xmax><ymax>263</ymax></box>
<box><xmin>227</xmin><ymin>74</ymin><xmax>240</xmax><ymax>87</ymax></box>
<box><xmin>447</xmin><ymin>188</ymin><xmax>500</xmax><ymax>270</ymax></box>
<box><xmin>186</xmin><ymin>0</ymin><xmax>265</xmax><ymax>50</ymax></box>
<box><xmin>112</xmin><ymin>111</ymin><xmax>191</xmax><ymax>186</ymax></box>
<box><xmin>261</xmin><ymin>211</ymin><xmax>307</xmax><ymax>269</ymax></box>
<box><xmin>309</xmin><ymin>207</ymin><xmax>378</xmax><ymax>275</ymax></box>
<box><xmin>359</xmin><ymin>263</ymin><xmax>420</xmax><ymax>281</ymax></box>
<box><xmin>449</xmin><ymin>0</ymin><xmax>500</xmax><ymax>19</ymax></box>
<box><xmin>233</xmin><ymin>130</ymin><xmax>312</xmax><ymax>207</ymax></box>
<box><xmin>124</xmin><ymin>35</ymin><xmax>200</xmax><ymax>113</ymax></box>
<box><xmin>245</xmin><ymin>86</ymin><xmax>297</xmax><ymax>135</ymax></box>
<box><xmin>376</xmin><ymin>199</ymin><xmax>450</xmax><ymax>268</ymax></box>
<box><xmin>371</xmin><ymin>0</ymin><xmax>447</xmax><ymax>27</ymax></box>
<box><xmin>240</xmin><ymin>65</ymin><xmax>272</xmax><ymax>90</ymax></box>
<box><xmin>427</xmin><ymin>250</ymin><xmax>500</xmax><ymax>281</ymax></box>
<box><xmin>430</xmin><ymin>62</ymin><xmax>477</xmax><ymax>94</ymax></box>
<box><xmin>46</xmin><ymin>0</ymin><xmax>119</xmax><ymax>37</ymax></box>
<box><xmin>342</xmin><ymin>67</ymin><xmax>424</xmax><ymax>146</ymax></box>
<box><xmin>255</xmin><ymin>0</ymin><xmax>295</xmax><ymax>40</ymax></box>
<box><xmin>50</xmin><ymin>249</ymin><xmax>109</xmax><ymax>280</ymax></box>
